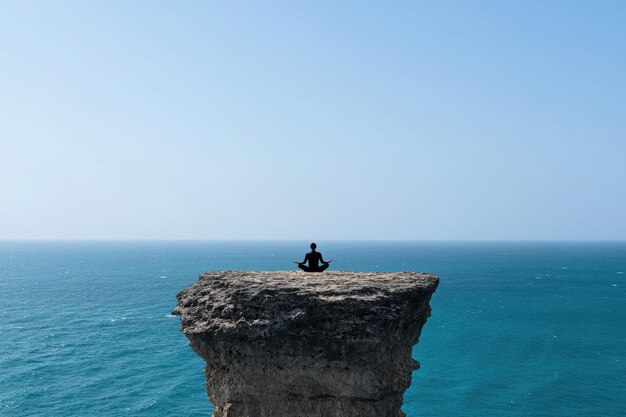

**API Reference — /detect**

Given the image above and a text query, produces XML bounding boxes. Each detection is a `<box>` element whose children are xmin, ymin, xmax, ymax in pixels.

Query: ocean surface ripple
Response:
<box><xmin>1</xmin><ymin>241</ymin><xmax>624</xmax><ymax>416</ymax></box>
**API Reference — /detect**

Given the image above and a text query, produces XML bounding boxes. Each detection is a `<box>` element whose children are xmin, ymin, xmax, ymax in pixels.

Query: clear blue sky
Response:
<box><xmin>1</xmin><ymin>1</ymin><xmax>625</xmax><ymax>240</ymax></box>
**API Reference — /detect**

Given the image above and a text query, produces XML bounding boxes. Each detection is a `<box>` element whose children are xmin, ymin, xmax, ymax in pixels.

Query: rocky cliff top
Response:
<box><xmin>173</xmin><ymin>270</ymin><xmax>438</xmax><ymax>340</ymax></box>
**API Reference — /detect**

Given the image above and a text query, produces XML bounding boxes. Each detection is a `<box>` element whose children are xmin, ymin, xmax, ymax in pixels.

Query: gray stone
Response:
<box><xmin>173</xmin><ymin>270</ymin><xmax>438</xmax><ymax>417</ymax></box>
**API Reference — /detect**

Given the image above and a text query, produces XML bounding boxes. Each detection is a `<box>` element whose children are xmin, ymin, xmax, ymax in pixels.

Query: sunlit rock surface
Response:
<box><xmin>173</xmin><ymin>270</ymin><xmax>439</xmax><ymax>417</ymax></box>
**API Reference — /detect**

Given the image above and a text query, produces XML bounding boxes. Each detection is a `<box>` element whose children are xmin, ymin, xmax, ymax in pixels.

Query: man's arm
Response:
<box><xmin>318</xmin><ymin>252</ymin><xmax>332</xmax><ymax>264</ymax></box>
<box><xmin>293</xmin><ymin>253</ymin><xmax>309</xmax><ymax>264</ymax></box>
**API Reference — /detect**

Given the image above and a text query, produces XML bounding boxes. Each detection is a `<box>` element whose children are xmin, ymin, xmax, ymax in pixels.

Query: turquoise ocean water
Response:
<box><xmin>1</xmin><ymin>241</ymin><xmax>625</xmax><ymax>416</ymax></box>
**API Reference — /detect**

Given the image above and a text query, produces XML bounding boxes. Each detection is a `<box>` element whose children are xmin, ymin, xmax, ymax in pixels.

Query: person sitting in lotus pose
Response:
<box><xmin>293</xmin><ymin>243</ymin><xmax>332</xmax><ymax>272</ymax></box>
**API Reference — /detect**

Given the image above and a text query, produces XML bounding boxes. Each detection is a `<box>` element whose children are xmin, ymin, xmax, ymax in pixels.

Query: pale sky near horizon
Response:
<box><xmin>1</xmin><ymin>1</ymin><xmax>625</xmax><ymax>240</ymax></box>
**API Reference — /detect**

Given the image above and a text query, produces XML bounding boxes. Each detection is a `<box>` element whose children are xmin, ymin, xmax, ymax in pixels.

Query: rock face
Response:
<box><xmin>173</xmin><ymin>271</ymin><xmax>438</xmax><ymax>417</ymax></box>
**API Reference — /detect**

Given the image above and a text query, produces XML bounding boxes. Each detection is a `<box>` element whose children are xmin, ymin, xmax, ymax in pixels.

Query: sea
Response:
<box><xmin>1</xmin><ymin>241</ymin><xmax>625</xmax><ymax>417</ymax></box>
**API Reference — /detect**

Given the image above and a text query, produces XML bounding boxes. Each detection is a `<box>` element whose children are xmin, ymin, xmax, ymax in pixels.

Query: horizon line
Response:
<box><xmin>1</xmin><ymin>238</ymin><xmax>625</xmax><ymax>243</ymax></box>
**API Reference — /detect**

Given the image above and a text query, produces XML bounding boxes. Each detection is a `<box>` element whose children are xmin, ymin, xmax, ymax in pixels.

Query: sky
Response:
<box><xmin>1</xmin><ymin>1</ymin><xmax>625</xmax><ymax>240</ymax></box>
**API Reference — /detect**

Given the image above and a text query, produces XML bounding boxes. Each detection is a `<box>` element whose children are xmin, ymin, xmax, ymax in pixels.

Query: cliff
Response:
<box><xmin>173</xmin><ymin>270</ymin><xmax>439</xmax><ymax>417</ymax></box>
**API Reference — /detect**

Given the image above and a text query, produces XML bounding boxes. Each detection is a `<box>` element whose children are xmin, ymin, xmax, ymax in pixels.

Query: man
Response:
<box><xmin>293</xmin><ymin>243</ymin><xmax>332</xmax><ymax>272</ymax></box>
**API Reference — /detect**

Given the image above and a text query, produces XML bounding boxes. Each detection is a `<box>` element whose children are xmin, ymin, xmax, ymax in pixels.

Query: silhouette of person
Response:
<box><xmin>293</xmin><ymin>243</ymin><xmax>332</xmax><ymax>272</ymax></box>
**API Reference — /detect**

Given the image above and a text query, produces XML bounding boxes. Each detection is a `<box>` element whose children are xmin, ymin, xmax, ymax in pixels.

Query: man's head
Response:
<box><xmin>310</xmin><ymin>242</ymin><xmax>317</xmax><ymax>250</ymax></box>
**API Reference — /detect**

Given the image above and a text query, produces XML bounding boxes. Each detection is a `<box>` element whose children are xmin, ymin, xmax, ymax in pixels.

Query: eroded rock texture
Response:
<box><xmin>173</xmin><ymin>271</ymin><xmax>438</xmax><ymax>417</ymax></box>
